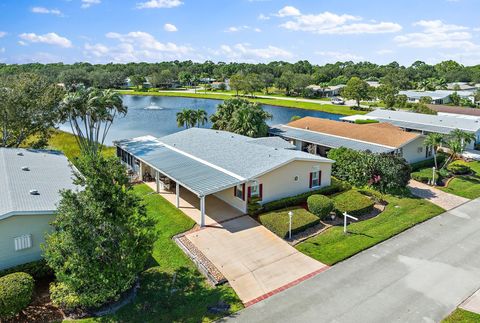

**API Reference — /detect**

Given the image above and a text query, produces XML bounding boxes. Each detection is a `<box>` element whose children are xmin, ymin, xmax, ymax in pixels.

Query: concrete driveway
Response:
<box><xmin>184</xmin><ymin>216</ymin><xmax>328</xmax><ymax>305</ymax></box>
<box><xmin>226</xmin><ymin>198</ymin><xmax>480</xmax><ymax>323</ymax></box>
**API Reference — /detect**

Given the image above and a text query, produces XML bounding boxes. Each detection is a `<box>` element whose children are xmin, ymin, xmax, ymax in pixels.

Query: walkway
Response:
<box><xmin>226</xmin><ymin>198</ymin><xmax>480</xmax><ymax>323</ymax></box>
<box><xmin>460</xmin><ymin>289</ymin><xmax>480</xmax><ymax>314</ymax></box>
<box><xmin>408</xmin><ymin>179</ymin><xmax>469</xmax><ymax>210</ymax></box>
<box><xmin>184</xmin><ymin>216</ymin><xmax>328</xmax><ymax>305</ymax></box>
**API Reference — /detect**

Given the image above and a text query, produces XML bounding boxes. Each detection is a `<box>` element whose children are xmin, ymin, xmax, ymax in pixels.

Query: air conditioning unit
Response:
<box><xmin>14</xmin><ymin>234</ymin><xmax>32</xmax><ymax>251</ymax></box>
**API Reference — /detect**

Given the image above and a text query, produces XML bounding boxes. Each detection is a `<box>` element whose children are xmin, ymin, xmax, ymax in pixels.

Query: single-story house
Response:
<box><xmin>306</xmin><ymin>84</ymin><xmax>345</xmax><ymax>97</ymax></box>
<box><xmin>446</xmin><ymin>82</ymin><xmax>478</xmax><ymax>91</ymax></box>
<box><xmin>211</xmin><ymin>80</ymin><xmax>231</xmax><ymax>90</ymax></box>
<box><xmin>366</xmin><ymin>81</ymin><xmax>381</xmax><ymax>88</ymax></box>
<box><xmin>356</xmin><ymin>109</ymin><xmax>480</xmax><ymax>149</ymax></box>
<box><xmin>0</xmin><ymin>149</ymin><xmax>76</xmax><ymax>271</ymax></box>
<box><xmin>427</xmin><ymin>105</ymin><xmax>480</xmax><ymax>120</ymax></box>
<box><xmin>269</xmin><ymin>117</ymin><xmax>431</xmax><ymax>164</ymax></box>
<box><xmin>115</xmin><ymin>128</ymin><xmax>334</xmax><ymax>226</ymax></box>
<box><xmin>399</xmin><ymin>90</ymin><xmax>475</xmax><ymax>105</ymax></box>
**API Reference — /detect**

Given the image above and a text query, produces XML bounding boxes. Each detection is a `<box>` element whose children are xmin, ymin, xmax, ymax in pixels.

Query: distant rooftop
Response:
<box><xmin>399</xmin><ymin>90</ymin><xmax>475</xmax><ymax>100</ymax></box>
<box><xmin>427</xmin><ymin>105</ymin><xmax>480</xmax><ymax>118</ymax></box>
<box><xmin>0</xmin><ymin>149</ymin><xmax>77</xmax><ymax>220</ymax></box>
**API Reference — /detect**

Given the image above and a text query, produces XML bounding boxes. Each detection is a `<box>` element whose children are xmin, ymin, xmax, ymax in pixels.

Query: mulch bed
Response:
<box><xmin>4</xmin><ymin>276</ymin><xmax>65</xmax><ymax>323</ymax></box>
<box><xmin>322</xmin><ymin>203</ymin><xmax>386</xmax><ymax>226</ymax></box>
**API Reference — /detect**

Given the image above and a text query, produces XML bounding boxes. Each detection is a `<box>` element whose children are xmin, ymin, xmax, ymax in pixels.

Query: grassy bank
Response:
<box><xmin>296</xmin><ymin>192</ymin><xmax>444</xmax><ymax>265</ymax></box>
<box><xmin>442</xmin><ymin>309</ymin><xmax>480</xmax><ymax>322</ymax></box>
<box><xmin>116</xmin><ymin>90</ymin><xmax>367</xmax><ymax>116</ymax></box>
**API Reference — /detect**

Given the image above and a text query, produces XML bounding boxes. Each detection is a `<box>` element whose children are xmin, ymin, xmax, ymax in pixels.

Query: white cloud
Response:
<box><xmin>81</xmin><ymin>0</ymin><xmax>101</xmax><ymax>9</ymax></box>
<box><xmin>31</xmin><ymin>7</ymin><xmax>63</xmax><ymax>16</ymax></box>
<box><xmin>225</xmin><ymin>25</ymin><xmax>261</xmax><ymax>33</ymax></box>
<box><xmin>19</xmin><ymin>32</ymin><xmax>72</xmax><ymax>48</ymax></box>
<box><xmin>217</xmin><ymin>43</ymin><xmax>293</xmax><ymax>62</ymax></box>
<box><xmin>277</xmin><ymin>6</ymin><xmax>301</xmax><ymax>17</ymax></box>
<box><xmin>258</xmin><ymin>14</ymin><xmax>270</xmax><ymax>21</ymax></box>
<box><xmin>136</xmin><ymin>0</ymin><xmax>182</xmax><ymax>9</ymax></box>
<box><xmin>84</xmin><ymin>31</ymin><xmax>191</xmax><ymax>62</ymax></box>
<box><xmin>164</xmin><ymin>23</ymin><xmax>178</xmax><ymax>32</ymax></box>
<box><xmin>394</xmin><ymin>20</ymin><xmax>478</xmax><ymax>50</ymax></box>
<box><xmin>315</xmin><ymin>51</ymin><xmax>364</xmax><ymax>62</ymax></box>
<box><xmin>18</xmin><ymin>40</ymin><xmax>27</xmax><ymax>46</ymax></box>
<box><xmin>0</xmin><ymin>31</ymin><xmax>6</xmax><ymax>38</ymax></box>
<box><xmin>278</xmin><ymin>7</ymin><xmax>401</xmax><ymax>34</ymax></box>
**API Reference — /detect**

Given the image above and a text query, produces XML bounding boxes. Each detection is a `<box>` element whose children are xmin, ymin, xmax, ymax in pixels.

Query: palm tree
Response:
<box><xmin>424</xmin><ymin>133</ymin><xmax>444</xmax><ymax>169</ymax></box>
<box><xmin>442</xmin><ymin>129</ymin><xmax>476</xmax><ymax>167</ymax></box>
<box><xmin>176</xmin><ymin>108</ymin><xmax>196</xmax><ymax>129</ymax></box>
<box><xmin>194</xmin><ymin>109</ymin><xmax>208</xmax><ymax>127</ymax></box>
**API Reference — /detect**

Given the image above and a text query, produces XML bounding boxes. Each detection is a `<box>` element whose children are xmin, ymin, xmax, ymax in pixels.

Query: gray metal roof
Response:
<box><xmin>116</xmin><ymin>129</ymin><xmax>333</xmax><ymax>196</ymax></box>
<box><xmin>366</xmin><ymin>109</ymin><xmax>480</xmax><ymax>134</ymax></box>
<box><xmin>116</xmin><ymin>135</ymin><xmax>242</xmax><ymax>196</ymax></box>
<box><xmin>269</xmin><ymin>125</ymin><xmax>394</xmax><ymax>154</ymax></box>
<box><xmin>0</xmin><ymin>148</ymin><xmax>77</xmax><ymax>220</ymax></box>
<box><xmin>247</xmin><ymin>137</ymin><xmax>296</xmax><ymax>149</ymax></box>
<box><xmin>399</xmin><ymin>90</ymin><xmax>475</xmax><ymax>100</ymax></box>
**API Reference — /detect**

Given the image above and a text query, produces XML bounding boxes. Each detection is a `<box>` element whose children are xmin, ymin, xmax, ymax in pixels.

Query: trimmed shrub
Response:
<box><xmin>411</xmin><ymin>154</ymin><xmax>447</xmax><ymax>171</ymax></box>
<box><xmin>258</xmin><ymin>207</ymin><xmax>320</xmax><ymax>239</ymax></box>
<box><xmin>307</xmin><ymin>195</ymin><xmax>334</xmax><ymax>220</ymax></box>
<box><xmin>0</xmin><ymin>260</ymin><xmax>52</xmax><ymax>279</ymax></box>
<box><xmin>354</xmin><ymin>119</ymin><xmax>379</xmax><ymax>124</ymax></box>
<box><xmin>447</xmin><ymin>161</ymin><xmax>471</xmax><ymax>175</ymax></box>
<box><xmin>261</xmin><ymin>178</ymin><xmax>351</xmax><ymax>213</ymax></box>
<box><xmin>332</xmin><ymin>190</ymin><xmax>375</xmax><ymax>217</ymax></box>
<box><xmin>0</xmin><ymin>272</ymin><xmax>34</xmax><ymax>319</ymax></box>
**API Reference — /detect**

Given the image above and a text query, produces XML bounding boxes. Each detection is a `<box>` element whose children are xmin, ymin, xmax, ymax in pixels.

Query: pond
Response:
<box><xmin>62</xmin><ymin>95</ymin><xmax>343</xmax><ymax>144</ymax></box>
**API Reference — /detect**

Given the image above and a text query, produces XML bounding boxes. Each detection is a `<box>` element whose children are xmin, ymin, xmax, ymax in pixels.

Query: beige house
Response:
<box><xmin>0</xmin><ymin>149</ymin><xmax>76</xmax><ymax>271</ymax></box>
<box><xmin>270</xmin><ymin>117</ymin><xmax>431</xmax><ymax>164</ymax></box>
<box><xmin>115</xmin><ymin>128</ymin><xmax>333</xmax><ymax>226</ymax></box>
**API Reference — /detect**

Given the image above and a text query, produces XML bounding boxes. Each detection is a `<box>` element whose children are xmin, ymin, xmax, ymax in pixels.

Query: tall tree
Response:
<box><xmin>376</xmin><ymin>84</ymin><xmax>398</xmax><ymax>109</ymax></box>
<box><xmin>424</xmin><ymin>133</ymin><xmax>444</xmax><ymax>169</ymax></box>
<box><xmin>194</xmin><ymin>109</ymin><xmax>208</xmax><ymax>127</ymax></box>
<box><xmin>176</xmin><ymin>108</ymin><xmax>196</xmax><ymax>128</ymax></box>
<box><xmin>341</xmin><ymin>77</ymin><xmax>371</xmax><ymax>107</ymax></box>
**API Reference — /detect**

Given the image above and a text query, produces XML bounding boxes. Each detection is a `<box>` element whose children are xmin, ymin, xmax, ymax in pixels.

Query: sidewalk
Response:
<box><xmin>408</xmin><ymin>180</ymin><xmax>469</xmax><ymax>210</ymax></box>
<box><xmin>460</xmin><ymin>289</ymin><xmax>480</xmax><ymax>314</ymax></box>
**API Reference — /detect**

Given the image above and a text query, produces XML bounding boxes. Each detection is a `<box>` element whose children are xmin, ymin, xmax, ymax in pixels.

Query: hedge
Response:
<box><xmin>0</xmin><ymin>272</ymin><xmax>34</xmax><ymax>319</ymax></box>
<box><xmin>447</xmin><ymin>160</ymin><xmax>471</xmax><ymax>175</ymax></box>
<box><xmin>332</xmin><ymin>190</ymin><xmax>375</xmax><ymax>217</ymax></box>
<box><xmin>0</xmin><ymin>260</ymin><xmax>52</xmax><ymax>279</ymax></box>
<box><xmin>410</xmin><ymin>154</ymin><xmax>447</xmax><ymax>171</ymax></box>
<box><xmin>261</xmin><ymin>178</ymin><xmax>351</xmax><ymax>213</ymax></box>
<box><xmin>258</xmin><ymin>207</ymin><xmax>320</xmax><ymax>239</ymax></box>
<box><xmin>307</xmin><ymin>195</ymin><xmax>334</xmax><ymax>220</ymax></box>
<box><xmin>354</xmin><ymin>119</ymin><xmax>379</xmax><ymax>124</ymax></box>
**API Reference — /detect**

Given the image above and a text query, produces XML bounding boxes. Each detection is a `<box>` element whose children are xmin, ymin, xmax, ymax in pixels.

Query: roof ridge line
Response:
<box><xmin>158</xmin><ymin>141</ymin><xmax>246</xmax><ymax>181</ymax></box>
<box><xmin>282</xmin><ymin>125</ymin><xmax>398</xmax><ymax>149</ymax></box>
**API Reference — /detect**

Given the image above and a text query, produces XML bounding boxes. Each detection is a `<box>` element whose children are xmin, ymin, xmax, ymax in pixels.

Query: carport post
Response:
<box><xmin>176</xmin><ymin>182</ymin><xmax>180</xmax><ymax>208</ymax></box>
<box><xmin>155</xmin><ymin>170</ymin><xmax>159</xmax><ymax>193</ymax></box>
<box><xmin>200</xmin><ymin>195</ymin><xmax>206</xmax><ymax>227</ymax></box>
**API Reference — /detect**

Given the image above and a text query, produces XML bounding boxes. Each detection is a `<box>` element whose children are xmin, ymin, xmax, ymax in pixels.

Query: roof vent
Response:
<box><xmin>305</xmin><ymin>126</ymin><xmax>309</xmax><ymax>130</ymax></box>
<box><xmin>21</xmin><ymin>166</ymin><xmax>30</xmax><ymax>171</ymax></box>
<box><xmin>29</xmin><ymin>189</ymin><xmax>39</xmax><ymax>195</ymax></box>
<box><xmin>17</xmin><ymin>152</ymin><xmax>24</xmax><ymax>156</ymax></box>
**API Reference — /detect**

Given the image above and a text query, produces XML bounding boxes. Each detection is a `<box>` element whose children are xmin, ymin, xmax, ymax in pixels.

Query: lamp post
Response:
<box><xmin>432</xmin><ymin>166</ymin><xmax>436</xmax><ymax>186</ymax></box>
<box><xmin>288</xmin><ymin>211</ymin><xmax>293</xmax><ymax>240</ymax></box>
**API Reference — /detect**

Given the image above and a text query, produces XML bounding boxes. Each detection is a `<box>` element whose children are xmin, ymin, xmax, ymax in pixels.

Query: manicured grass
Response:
<box><xmin>258</xmin><ymin>207</ymin><xmax>320</xmax><ymax>239</ymax></box>
<box><xmin>116</xmin><ymin>90</ymin><xmax>366</xmax><ymax>116</ymax></box>
<box><xmin>331</xmin><ymin>190</ymin><xmax>375</xmax><ymax>216</ymax></box>
<box><xmin>438</xmin><ymin>161</ymin><xmax>480</xmax><ymax>199</ymax></box>
<box><xmin>296</xmin><ymin>192</ymin><xmax>444</xmax><ymax>265</ymax></box>
<box><xmin>77</xmin><ymin>184</ymin><xmax>242</xmax><ymax>322</ymax></box>
<box><xmin>442</xmin><ymin>308</ymin><xmax>480</xmax><ymax>322</ymax></box>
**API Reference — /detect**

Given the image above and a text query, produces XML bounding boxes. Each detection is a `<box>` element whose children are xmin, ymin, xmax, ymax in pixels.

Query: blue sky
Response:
<box><xmin>0</xmin><ymin>0</ymin><xmax>479</xmax><ymax>65</ymax></box>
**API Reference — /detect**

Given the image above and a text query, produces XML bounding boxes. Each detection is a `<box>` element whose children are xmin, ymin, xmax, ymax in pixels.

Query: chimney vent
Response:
<box><xmin>29</xmin><ymin>189</ymin><xmax>39</xmax><ymax>195</ymax></box>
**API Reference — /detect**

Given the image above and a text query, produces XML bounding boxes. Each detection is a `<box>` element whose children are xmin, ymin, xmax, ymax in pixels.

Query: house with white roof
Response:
<box><xmin>270</xmin><ymin>117</ymin><xmax>431</xmax><ymax>164</ymax></box>
<box><xmin>399</xmin><ymin>90</ymin><xmax>475</xmax><ymax>105</ymax></box>
<box><xmin>0</xmin><ymin>149</ymin><xmax>76</xmax><ymax>270</ymax></box>
<box><xmin>115</xmin><ymin>128</ymin><xmax>334</xmax><ymax>226</ymax></box>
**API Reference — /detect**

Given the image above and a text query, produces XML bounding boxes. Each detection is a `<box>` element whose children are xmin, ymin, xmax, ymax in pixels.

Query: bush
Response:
<box><xmin>447</xmin><ymin>161</ymin><xmax>471</xmax><ymax>175</ymax></box>
<box><xmin>0</xmin><ymin>260</ymin><xmax>52</xmax><ymax>279</ymax></box>
<box><xmin>411</xmin><ymin>154</ymin><xmax>447</xmax><ymax>171</ymax></box>
<box><xmin>258</xmin><ymin>207</ymin><xmax>320</xmax><ymax>239</ymax></box>
<box><xmin>261</xmin><ymin>178</ymin><xmax>351</xmax><ymax>213</ymax></box>
<box><xmin>354</xmin><ymin>119</ymin><xmax>379</xmax><ymax>124</ymax></box>
<box><xmin>307</xmin><ymin>195</ymin><xmax>334</xmax><ymax>220</ymax></box>
<box><xmin>0</xmin><ymin>272</ymin><xmax>34</xmax><ymax>319</ymax></box>
<box><xmin>332</xmin><ymin>190</ymin><xmax>375</xmax><ymax>217</ymax></box>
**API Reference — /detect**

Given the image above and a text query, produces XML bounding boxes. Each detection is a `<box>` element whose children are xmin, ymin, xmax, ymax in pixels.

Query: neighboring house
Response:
<box><xmin>359</xmin><ymin>109</ymin><xmax>480</xmax><ymax>149</ymax></box>
<box><xmin>211</xmin><ymin>80</ymin><xmax>231</xmax><ymax>90</ymax></box>
<box><xmin>305</xmin><ymin>84</ymin><xmax>345</xmax><ymax>97</ymax></box>
<box><xmin>427</xmin><ymin>105</ymin><xmax>480</xmax><ymax>120</ymax></box>
<box><xmin>446</xmin><ymin>82</ymin><xmax>477</xmax><ymax>91</ymax></box>
<box><xmin>270</xmin><ymin>117</ymin><xmax>431</xmax><ymax>164</ymax></box>
<box><xmin>115</xmin><ymin>128</ymin><xmax>333</xmax><ymax>226</ymax></box>
<box><xmin>366</xmin><ymin>81</ymin><xmax>381</xmax><ymax>88</ymax></box>
<box><xmin>0</xmin><ymin>149</ymin><xmax>76</xmax><ymax>271</ymax></box>
<box><xmin>399</xmin><ymin>90</ymin><xmax>475</xmax><ymax>105</ymax></box>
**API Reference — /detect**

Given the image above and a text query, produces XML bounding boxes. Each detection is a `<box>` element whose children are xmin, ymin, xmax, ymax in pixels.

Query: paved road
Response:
<box><xmin>225</xmin><ymin>198</ymin><xmax>480</xmax><ymax>323</ymax></box>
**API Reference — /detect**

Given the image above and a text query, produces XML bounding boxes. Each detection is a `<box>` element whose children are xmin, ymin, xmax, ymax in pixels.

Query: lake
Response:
<box><xmin>62</xmin><ymin>95</ymin><xmax>343</xmax><ymax>144</ymax></box>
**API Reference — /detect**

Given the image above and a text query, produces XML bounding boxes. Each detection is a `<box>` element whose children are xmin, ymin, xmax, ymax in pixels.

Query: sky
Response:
<box><xmin>0</xmin><ymin>0</ymin><xmax>479</xmax><ymax>66</ymax></box>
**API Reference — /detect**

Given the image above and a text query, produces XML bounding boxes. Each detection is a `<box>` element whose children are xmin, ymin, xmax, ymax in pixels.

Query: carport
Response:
<box><xmin>115</xmin><ymin>136</ymin><xmax>245</xmax><ymax>227</ymax></box>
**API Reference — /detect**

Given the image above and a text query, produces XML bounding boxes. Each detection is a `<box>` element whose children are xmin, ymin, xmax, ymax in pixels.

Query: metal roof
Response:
<box><xmin>366</xmin><ymin>109</ymin><xmax>480</xmax><ymax>134</ymax></box>
<box><xmin>269</xmin><ymin>125</ymin><xmax>394</xmax><ymax>154</ymax></box>
<box><xmin>0</xmin><ymin>148</ymin><xmax>77</xmax><ymax>220</ymax></box>
<box><xmin>399</xmin><ymin>90</ymin><xmax>475</xmax><ymax>100</ymax></box>
<box><xmin>247</xmin><ymin>137</ymin><xmax>296</xmax><ymax>149</ymax></box>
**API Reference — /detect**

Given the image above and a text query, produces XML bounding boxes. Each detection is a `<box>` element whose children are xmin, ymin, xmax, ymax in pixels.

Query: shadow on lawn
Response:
<box><xmin>101</xmin><ymin>266</ymin><xmax>240</xmax><ymax>322</ymax></box>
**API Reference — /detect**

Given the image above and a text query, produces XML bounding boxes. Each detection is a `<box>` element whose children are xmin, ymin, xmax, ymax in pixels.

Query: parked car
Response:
<box><xmin>331</xmin><ymin>97</ymin><xmax>345</xmax><ymax>105</ymax></box>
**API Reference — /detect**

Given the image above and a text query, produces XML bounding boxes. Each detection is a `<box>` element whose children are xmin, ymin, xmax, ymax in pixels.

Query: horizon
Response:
<box><xmin>0</xmin><ymin>0</ymin><xmax>479</xmax><ymax>66</ymax></box>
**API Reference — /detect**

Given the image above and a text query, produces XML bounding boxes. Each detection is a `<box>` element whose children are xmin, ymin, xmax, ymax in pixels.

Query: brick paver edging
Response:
<box><xmin>243</xmin><ymin>265</ymin><xmax>331</xmax><ymax>307</ymax></box>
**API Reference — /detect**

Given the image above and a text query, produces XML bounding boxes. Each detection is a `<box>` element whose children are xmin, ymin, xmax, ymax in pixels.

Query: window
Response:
<box><xmin>417</xmin><ymin>147</ymin><xmax>423</xmax><ymax>153</ymax></box>
<box><xmin>14</xmin><ymin>234</ymin><xmax>32</xmax><ymax>251</ymax></box>
<box><xmin>235</xmin><ymin>184</ymin><xmax>244</xmax><ymax>199</ymax></box>
<box><xmin>250</xmin><ymin>181</ymin><xmax>259</xmax><ymax>197</ymax></box>
<box><xmin>310</xmin><ymin>171</ymin><xmax>321</xmax><ymax>188</ymax></box>
<box><xmin>294</xmin><ymin>175</ymin><xmax>299</xmax><ymax>182</ymax></box>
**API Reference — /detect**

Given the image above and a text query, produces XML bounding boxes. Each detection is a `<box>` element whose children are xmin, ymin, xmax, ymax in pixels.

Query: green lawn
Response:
<box><xmin>116</xmin><ymin>90</ymin><xmax>366</xmax><ymax>116</ymax></box>
<box><xmin>76</xmin><ymin>184</ymin><xmax>242</xmax><ymax>322</ymax></box>
<box><xmin>296</xmin><ymin>192</ymin><xmax>444</xmax><ymax>265</ymax></box>
<box><xmin>442</xmin><ymin>309</ymin><xmax>480</xmax><ymax>322</ymax></box>
<box><xmin>258</xmin><ymin>207</ymin><xmax>320</xmax><ymax>239</ymax></box>
<box><xmin>438</xmin><ymin>161</ymin><xmax>480</xmax><ymax>199</ymax></box>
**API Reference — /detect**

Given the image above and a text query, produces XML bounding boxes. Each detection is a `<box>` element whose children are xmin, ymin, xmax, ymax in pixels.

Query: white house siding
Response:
<box><xmin>256</xmin><ymin>160</ymin><xmax>332</xmax><ymax>204</ymax></box>
<box><xmin>400</xmin><ymin>136</ymin><xmax>430</xmax><ymax>164</ymax></box>
<box><xmin>0</xmin><ymin>214</ymin><xmax>54</xmax><ymax>271</ymax></box>
<box><xmin>214</xmin><ymin>187</ymin><xmax>248</xmax><ymax>213</ymax></box>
